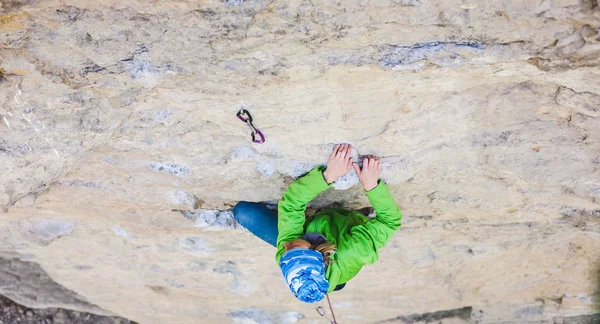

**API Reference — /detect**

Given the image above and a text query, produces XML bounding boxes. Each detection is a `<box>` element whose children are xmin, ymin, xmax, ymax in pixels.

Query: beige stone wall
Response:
<box><xmin>1</xmin><ymin>0</ymin><xmax>599</xmax><ymax>323</ymax></box>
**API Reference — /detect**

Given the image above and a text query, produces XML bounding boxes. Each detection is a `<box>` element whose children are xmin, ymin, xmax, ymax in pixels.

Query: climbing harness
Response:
<box><xmin>236</xmin><ymin>108</ymin><xmax>265</xmax><ymax>144</ymax></box>
<box><xmin>316</xmin><ymin>295</ymin><xmax>338</xmax><ymax>324</ymax></box>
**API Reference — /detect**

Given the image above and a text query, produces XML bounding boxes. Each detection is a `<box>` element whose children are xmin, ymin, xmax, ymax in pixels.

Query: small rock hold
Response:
<box><xmin>111</xmin><ymin>226</ymin><xmax>137</xmax><ymax>238</ymax></box>
<box><xmin>178</xmin><ymin>236</ymin><xmax>209</xmax><ymax>254</ymax></box>
<box><xmin>214</xmin><ymin>260</ymin><xmax>239</xmax><ymax>275</ymax></box>
<box><xmin>183</xmin><ymin>209</ymin><xmax>238</xmax><ymax>230</ymax></box>
<box><xmin>392</xmin><ymin>0</ymin><xmax>422</xmax><ymax>6</ymax></box>
<box><xmin>581</xmin><ymin>25</ymin><xmax>598</xmax><ymax>38</ymax></box>
<box><xmin>147</xmin><ymin>162</ymin><xmax>189</xmax><ymax>177</ymax></box>
<box><xmin>256</xmin><ymin>159</ymin><xmax>277</xmax><ymax>177</ymax></box>
<box><xmin>26</xmin><ymin>310</ymin><xmax>33</xmax><ymax>317</ymax></box>
<box><xmin>332</xmin><ymin>168</ymin><xmax>360</xmax><ymax>190</ymax></box>
<box><xmin>187</xmin><ymin>260</ymin><xmax>207</xmax><ymax>272</ymax></box>
<box><xmin>19</xmin><ymin>219</ymin><xmax>76</xmax><ymax>246</ymax></box>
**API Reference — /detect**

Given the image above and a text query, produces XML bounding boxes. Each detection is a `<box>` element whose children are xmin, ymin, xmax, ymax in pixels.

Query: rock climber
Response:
<box><xmin>233</xmin><ymin>144</ymin><xmax>402</xmax><ymax>303</ymax></box>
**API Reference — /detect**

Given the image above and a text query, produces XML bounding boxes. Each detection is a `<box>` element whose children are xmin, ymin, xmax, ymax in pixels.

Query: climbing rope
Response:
<box><xmin>236</xmin><ymin>108</ymin><xmax>265</xmax><ymax>144</ymax></box>
<box><xmin>316</xmin><ymin>295</ymin><xmax>338</xmax><ymax>324</ymax></box>
<box><xmin>326</xmin><ymin>294</ymin><xmax>338</xmax><ymax>324</ymax></box>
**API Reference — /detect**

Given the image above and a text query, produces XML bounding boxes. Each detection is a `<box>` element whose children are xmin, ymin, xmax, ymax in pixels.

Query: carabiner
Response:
<box><xmin>236</xmin><ymin>108</ymin><xmax>265</xmax><ymax>144</ymax></box>
<box><xmin>251</xmin><ymin>129</ymin><xmax>265</xmax><ymax>144</ymax></box>
<box><xmin>316</xmin><ymin>306</ymin><xmax>335</xmax><ymax>324</ymax></box>
<box><xmin>236</xmin><ymin>109</ymin><xmax>253</xmax><ymax>123</ymax></box>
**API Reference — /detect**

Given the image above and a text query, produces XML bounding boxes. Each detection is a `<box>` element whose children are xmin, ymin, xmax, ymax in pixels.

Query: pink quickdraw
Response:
<box><xmin>236</xmin><ymin>108</ymin><xmax>265</xmax><ymax>144</ymax></box>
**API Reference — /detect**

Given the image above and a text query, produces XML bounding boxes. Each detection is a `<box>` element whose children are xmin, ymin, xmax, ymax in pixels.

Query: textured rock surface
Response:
<box><xmin>0</xmin><ymin>252</ymin><xmax>112</xmax><ymax>315</ymax></box>
<box><xmin>0</xmin><ymin>293</ymin><xmax>135</xmax><ymax>324</ymax></box>
<box><xmin>1</xmin><ymin>0</ymin><xmax>600</xmax><ymax>323</ymax></box>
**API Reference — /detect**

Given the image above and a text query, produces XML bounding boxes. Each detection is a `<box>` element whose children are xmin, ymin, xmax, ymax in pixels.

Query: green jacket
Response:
<box><xmin>276</xmin><ymin>166</ymin><xmax>402</xmax><ymax>293</ymax></box>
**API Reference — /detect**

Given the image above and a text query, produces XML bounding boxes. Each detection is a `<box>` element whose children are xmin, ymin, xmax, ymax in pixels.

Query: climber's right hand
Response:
<box><xmin>353</xmin><ymin>155</ymin><xmax>380</xmax><ymax>191</ymax></box>
<box><xmin>323</xmin><ymin>144</ymin><xmax>353</xmax><ymax>184</ymax></box>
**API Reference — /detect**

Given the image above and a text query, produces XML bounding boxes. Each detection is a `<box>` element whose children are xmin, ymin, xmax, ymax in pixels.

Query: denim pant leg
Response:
<box><xmin>233</xmin><ymin>202</ymin><xmax>279</xmax><ymax>247</ymax></box>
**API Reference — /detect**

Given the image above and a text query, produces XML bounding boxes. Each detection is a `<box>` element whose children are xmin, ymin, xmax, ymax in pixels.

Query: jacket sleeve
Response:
<box><xmin>276</xmin><ymin>166</ymin><xmax>331</xmax><ymax>263</ymax></box>
<box><xmin>344</xmin><ymin>180</ymin><xmax>402</xmax><ymax>265</ymax></box>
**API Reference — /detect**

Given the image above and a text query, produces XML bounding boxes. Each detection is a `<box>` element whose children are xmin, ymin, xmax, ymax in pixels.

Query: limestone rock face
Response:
<box><xmin>1</xmin><ymin>0</ymin><xmax>600</xmax><ymax>323</ymax></box>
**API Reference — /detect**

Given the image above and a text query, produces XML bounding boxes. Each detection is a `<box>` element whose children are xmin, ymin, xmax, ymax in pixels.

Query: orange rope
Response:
<box><xmin>326</xmin><ymin>294</ymin><xmax>337</xmax><ymax>324</ymax></box>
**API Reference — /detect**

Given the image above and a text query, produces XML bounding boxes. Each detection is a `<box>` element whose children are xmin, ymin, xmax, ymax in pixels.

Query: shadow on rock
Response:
<box><xmin>594</xmin><ymin>258</ymin><xmax>600</xmax><ymax>314</ymax></box>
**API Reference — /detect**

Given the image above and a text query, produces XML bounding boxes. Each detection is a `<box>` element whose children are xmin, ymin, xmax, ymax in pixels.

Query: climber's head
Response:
<box><xmin>283</xmin><ymin>238</ymin><xmax>311</xmax><ymax>251</ymax></box>
<box><xmin>280</xmin><ymin>247</ymin><xmax>329</xmax><ymax>303</ymax></box>
<box><xmin>284</xmin><ymin>238</ymin><xmax>337</xmax><ymax>264</ymax></box>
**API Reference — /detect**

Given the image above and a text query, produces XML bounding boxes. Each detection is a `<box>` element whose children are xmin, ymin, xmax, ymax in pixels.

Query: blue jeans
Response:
<box><xmin>233</xmin><ymin>201</ymin><xmax>346</xmax><ymax>292</ymax></box>
<box><xmin>233</xmin><ymin>201</ymin><xmax>279</xmax><ymax>247</ymax></box>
